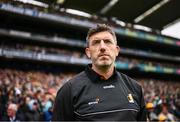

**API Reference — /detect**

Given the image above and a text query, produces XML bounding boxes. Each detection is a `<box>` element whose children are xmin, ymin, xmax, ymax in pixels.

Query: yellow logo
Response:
<box><xmin>88</xmin><ymin>97</ymin><xmax>100</xmax><ymax>105</ymax></box>
<box><xmin>127</xmin><ymin>94</ymin><xmax>134</xmax><ymax>103</ymax></box>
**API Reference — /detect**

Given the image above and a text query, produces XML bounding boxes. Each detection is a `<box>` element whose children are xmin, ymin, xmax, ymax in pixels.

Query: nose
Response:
<box><xmin>99</xmin><ymin>40</ymin><xmax>106</xmax><ymax>52</ymax></box>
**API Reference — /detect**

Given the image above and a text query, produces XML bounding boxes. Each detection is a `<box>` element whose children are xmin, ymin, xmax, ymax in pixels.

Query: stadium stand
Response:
<box><xmin>0</xmin><ymin>0</ymin><xmax>180</xmax><ymax>121</ymax></box>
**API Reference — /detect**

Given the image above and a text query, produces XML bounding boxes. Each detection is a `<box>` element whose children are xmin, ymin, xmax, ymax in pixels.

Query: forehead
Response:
<box><xmin>8</xmin><ymin>106</ymin><xmax>15</xmax><ymax>110</ymax></box>
<box><xmin>8</xmin><ymin>104</ymin><xmax>16</xmax><ymax>109</ymax></box>
<box><xmin>89</xmin><ymin>31</ymin><xmax>114</xmax><ymax>41</ymax></box>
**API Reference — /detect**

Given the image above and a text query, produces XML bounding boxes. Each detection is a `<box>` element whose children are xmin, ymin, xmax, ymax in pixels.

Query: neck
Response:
<box><xmin>9</xmin><ymin>115</ymin><xmax>15</xmax><ymax>120</ymax></box>
<box><xmin>92</xmin><ymin>64</ymin><xmax>114</xmax><ymax>80</ymax></box>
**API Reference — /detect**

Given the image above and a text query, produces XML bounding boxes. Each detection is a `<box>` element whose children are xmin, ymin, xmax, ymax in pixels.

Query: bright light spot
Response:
<box><xmin>65</xmin><ymin>9</ymin><xmax>92</xmax><ymax>18</ymax></box>
<box><xmin>14</xmin><ymin>0</ymin><xmax>48</xmax><ymax>8</ymax></box>
<box><xmin>134</xmin><ymin>24</ymin><xmax>152</xmax><ymax>32</ymax></box>
<box><xmin>162</xmin><ymin>20</ymin><xmax>180</xmax><ymax>39</ymax></box>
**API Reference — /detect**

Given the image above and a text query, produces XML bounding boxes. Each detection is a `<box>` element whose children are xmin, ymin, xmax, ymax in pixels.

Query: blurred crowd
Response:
<box><xmin>0</xmin><ymin>68</ymin><xmax>74</xmax><ymax>121</ymax></box>
<box><xmin>138</xmin><ymin>79</ymin><xmax>180</xmax><ymax>121</ymax></box>
<box><xmin>0</xmin><ymin>68</ymin><xmax>179</xmax><ymax>121</ymax></box>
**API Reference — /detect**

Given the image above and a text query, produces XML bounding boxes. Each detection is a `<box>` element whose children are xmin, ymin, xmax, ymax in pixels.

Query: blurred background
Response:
<box><xmin>0</xmin><ymin>0</ymin><xmax>180</xmax><ymax>121</ymax></box>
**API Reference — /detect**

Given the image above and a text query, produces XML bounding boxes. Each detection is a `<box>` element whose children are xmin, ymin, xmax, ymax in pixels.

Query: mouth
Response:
<box><xmin>98</xmin><ymin>54</ymin><xmax>110</xmax><ymax>57</ymax></box>
<box><xmin>98</xmin><ymin>54</ymin><xmax>110</xmax><ymax>60</ymax></box>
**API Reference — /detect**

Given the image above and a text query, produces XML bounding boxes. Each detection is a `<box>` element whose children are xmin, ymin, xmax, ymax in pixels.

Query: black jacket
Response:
<box><xmin>1</xmin><ymin>115</ymin><xmax>22</xmax><ymax>122</ymax></box>
<box><xmin>52</xmin><ymin>65</ymin><xmax>147</xmax><ymax>121</ymax></box>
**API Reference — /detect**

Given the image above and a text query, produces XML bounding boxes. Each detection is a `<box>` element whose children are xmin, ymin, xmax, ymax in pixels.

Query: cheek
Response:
<box><xmin>89</xmin><ymin>49</ymin><xmax>97</xmax><ymax>56</ymax></box>
<box><xmin>112</xmin><ymin>48</ymin><xmax>119</xmax><ymax>56</ymax></box>
<box><xmin>89</xmin><ymin>52</ymin><xmax>95</xmax><ymax>59</ymax></box>
<box><xmin>7</xmin><ymin>110</ymin><xmax>11</xmax><ymax>114</ymax></box>
<box><xmin>110</xmin><ymin>51</ymin><xmax>118</xmax><ymax>59</ymax></box>
<box><xmin>115</xmin><ymin>50</ymin><xmax>118</xmax><ymax>56</ymax></box>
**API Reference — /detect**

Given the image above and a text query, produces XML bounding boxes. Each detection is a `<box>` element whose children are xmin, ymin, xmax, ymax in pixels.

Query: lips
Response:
<box><xmin>98</xmin><ymin>54</ymin><xmax>110</xmax><ymax>57</ymax></box>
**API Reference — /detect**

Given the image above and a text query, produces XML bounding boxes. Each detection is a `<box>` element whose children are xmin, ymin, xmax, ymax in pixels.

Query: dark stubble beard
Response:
<box><xmin>96</xmin><ymin>62</ymin><xmax>114</xmax><ymax>73</ymax></box>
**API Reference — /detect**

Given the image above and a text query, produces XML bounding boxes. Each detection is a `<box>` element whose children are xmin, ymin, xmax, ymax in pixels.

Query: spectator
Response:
<box><xmin>2</xmin><ymin>103</ymin><xmax>23</xmax><ymax>121</ymax></box>
<box><xmin>146</xmin><ymin>102</ymin><xmax>158</xmax><ymax>121</ymax></box>
<box><xmin>158</xmin><ymin>104</ymin><xmax>176</xmax><ymax>122</ymax></box>
<box><xmin>43</xmin><ymin>106</ymin><xmax>53</xmax><ymax>122</ymax></box>
<box><xmin>25</xmin><ymin>101</ymin><xmax>41</xmax><ymax>121</ymax></box>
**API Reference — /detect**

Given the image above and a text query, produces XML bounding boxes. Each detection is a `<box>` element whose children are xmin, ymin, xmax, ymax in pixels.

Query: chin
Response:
<box><xmin>98</xmin><ymin>63</ymin><xmax>111</xmax><ymax>67</ymax></box>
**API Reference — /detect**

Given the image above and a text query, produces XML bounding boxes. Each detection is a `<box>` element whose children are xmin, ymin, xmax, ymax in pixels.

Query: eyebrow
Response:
<box><xmin>91</xmin><ymin>38</ymin><xmax>113</xmax><ymax>41</ymax></box>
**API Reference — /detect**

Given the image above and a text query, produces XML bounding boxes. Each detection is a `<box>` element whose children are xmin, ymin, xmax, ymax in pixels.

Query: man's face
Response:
<box><xmin>86</xmin><ymin>31</ymin><xmax>120</xmax><ymax>69</ymax></box>
<box><xmin>7</xmin><ymin>107</ymin><xmax>16</xmax><ymax>117</ymax></box>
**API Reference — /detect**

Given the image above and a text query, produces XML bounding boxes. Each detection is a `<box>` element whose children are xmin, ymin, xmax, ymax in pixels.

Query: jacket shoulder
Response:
<box><xmin>118</xmin><ymin>72</ymin><xmax>142</xmax><ymax>93</ymax></box>
<box><xmin>68</xmin><ymin>71</ymin><xmax>89</xmax><ymax>85</ymax></box>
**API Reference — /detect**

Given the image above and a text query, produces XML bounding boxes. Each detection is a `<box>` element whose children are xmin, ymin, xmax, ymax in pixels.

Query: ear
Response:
<box><xmin>85</xmin><ymin>48</ymin><xmax>91</xmax><ymax>58</ymax></box>
<box><xmin>115</xmin><ymin>46</ymin><xmax>120</xmax><ymax>56</ymax></box>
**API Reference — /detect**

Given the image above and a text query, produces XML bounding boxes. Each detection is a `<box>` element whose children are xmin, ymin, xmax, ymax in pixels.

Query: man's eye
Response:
<box><xmin>92</xmin><ymin>40</ymin><xmax>100</xmax><ymax>45</ymax></box>
<box><xmin>104</xmin><ymin>39</ymin><xmax>113</xmax><ymax>44</ymax></box>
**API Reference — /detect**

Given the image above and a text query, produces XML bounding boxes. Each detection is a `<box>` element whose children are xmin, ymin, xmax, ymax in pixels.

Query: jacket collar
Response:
<box><xmin>85</xmin><ymin>64</ymin><xmax>118</xmax><ymax>82</ymax></box>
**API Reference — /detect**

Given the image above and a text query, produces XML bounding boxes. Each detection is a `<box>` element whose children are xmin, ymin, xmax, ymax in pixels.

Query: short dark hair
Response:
<box><xmin>86</xmin><ymin>24</ymin><xmax>117</xmax><ymax>46</ymax></box>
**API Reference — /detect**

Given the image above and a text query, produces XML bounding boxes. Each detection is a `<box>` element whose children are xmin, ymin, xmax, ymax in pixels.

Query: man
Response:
<box><xmin>52</xmin><ymin>24</ymin><xmax>147</xmax><ymax>121</ymax></box>
<box><xmin>158</xmin><ymin>104</ymin><xmax>176</xmax><ymax>122</ymax></box>
<box><xmin>2</xmin><ymin>103</ymin><xmax>22</xmax><ymax>122</ymax></box>
<box><xmin>146</xmin><ymin>102</ymin><xmax>158</xmax><ymax>121</ymax></box>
